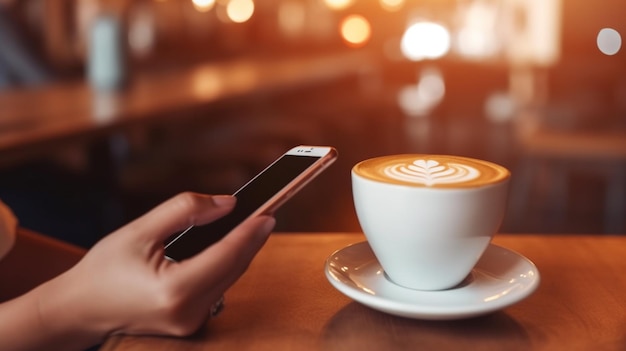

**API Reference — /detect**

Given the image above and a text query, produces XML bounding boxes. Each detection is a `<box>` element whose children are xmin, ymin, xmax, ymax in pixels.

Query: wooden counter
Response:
<box><xmin>101</xmin><ymin>233</ymin><xmax>626</xmax><ymax>351</ymax></box>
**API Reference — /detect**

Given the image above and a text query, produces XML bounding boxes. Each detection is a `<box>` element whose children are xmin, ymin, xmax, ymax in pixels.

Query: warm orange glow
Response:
<box><xmin>192</xmin><ymin>0</ymin><xmax>216</xmax><ymax>12</ymax></box>
<box><xmin>192</xmin><ymin>67</ymin><xmax>223</xmax><ymax>100</ymax></box>
<box><xmin>379</xmin><ymin>0</ymin><xmax>404</xmax><ymax>12</ymax></box>
<box><xmin>340</xmin><ymin>15</ymin><xmax>371</xmax><ymax>47</ymax></box>
<box><xmin>278</xmin><ymin>1</ymin><xmax>306</xmax><ymax>38</ymax></box>
<box><xmin>226</xmin><ymin>0</ymin><xmax>254</xmax><ymax>23</ymax></box>
<box><xmin>324</xmin><ymin>0</ymin><xmax>355</xmax><ymax>11</ymax></box>
<box><xmin>401</xmin><ymin>22</ymin><xmax>450</xmax><ymax>61</ymax></box>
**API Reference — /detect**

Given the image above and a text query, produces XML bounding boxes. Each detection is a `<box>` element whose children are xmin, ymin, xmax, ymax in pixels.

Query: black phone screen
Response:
<box><xmin>164</xmin><ymin>154</ymin><xmax>321</xmax><ymax>261</ymax></box>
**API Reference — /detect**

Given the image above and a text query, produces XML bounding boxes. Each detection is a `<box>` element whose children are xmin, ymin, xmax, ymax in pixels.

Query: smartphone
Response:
<box><xmin>164</xmin><ymin>145</ymin><xmax>338</xmax><ymax>261</ymax></box>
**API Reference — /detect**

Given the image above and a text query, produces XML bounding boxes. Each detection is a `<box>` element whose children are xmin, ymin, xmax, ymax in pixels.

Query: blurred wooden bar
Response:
<box><xmin>0</xmin><ymin>50</ymin><xmax>376</xmax><ymax>166</ymax></box>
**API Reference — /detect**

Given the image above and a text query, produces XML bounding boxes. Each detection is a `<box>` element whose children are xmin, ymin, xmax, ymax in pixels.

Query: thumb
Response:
<box><xmin>121</xmin><ymin>193</ymin><xmax>236</xmax><ymax>244</ymax></box>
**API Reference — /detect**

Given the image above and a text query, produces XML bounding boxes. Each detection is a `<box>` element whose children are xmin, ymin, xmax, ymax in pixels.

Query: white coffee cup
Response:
<box><xmin>352</xmin><ymin>154</ymin><xmax>510</xmax><ymax>290</ymax></box>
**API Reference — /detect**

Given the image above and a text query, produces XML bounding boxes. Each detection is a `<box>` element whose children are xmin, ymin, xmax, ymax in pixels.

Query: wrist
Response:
<box><xmin>34</xmin><ymin>270</ymin><xmax>111</xmax><ymax>350</ymax></box>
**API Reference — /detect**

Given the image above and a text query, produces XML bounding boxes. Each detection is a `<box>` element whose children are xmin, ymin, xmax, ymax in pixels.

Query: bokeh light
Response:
<box><xmin>278</xmin><ymin>1</ymin><xmax>306</xmax><ymax>39</ymax></box>
<box><xmin>484</xmin><ymin>92</ymin><xmax>516</xmax><ymax>123</ymax></box>
<box><xmin>379</xmin><ymin>0</ymin><xmax>405</xmax><ymax>12</ymax></box>
<box><xmin>456</xmin><ymin>27</ymin><xmax>497</xmax><ymax>59</ymax></box>
<box><xmin>323</xmin><ymin>0</ymin><xmax>355</xmax><ymax>11</ymax></box>
<box><xmin>397</xmin><ymin>67</ymin><xmax>445</xmax><ymax>117</ymax></box>
<box><xmin>226</xmin><ymin>0</ymin><xmax>254</xmax><ymax>23</ymax></box>
<box><xmin>454</xmin><ymin>1</ymin><xmax>499</xmax><ymax>59</ymax></box>
<box><xmin>597</xmin><ymin>28</ymin><xmax>622</xmax><ymax>55</ymax></box>
<box><xmin>340</xmin><ymin>15</ymin><xmax>371</xmax><ymax>48</ymax></box>
<box><xmin>128</xmin><ymin>4</ymin><xmax>156</xmax><ymax>58</ymax></box>
<box><xmin>401</xmin><ymin>22</ymin><xmax>451</xmax><ymax>61</ymax></box>
<box><xmin>192</xmin><ymin>0</ymin><xmax>216</xmax><ymax>12</ymax></box>
<box><xmin>192</xmin><ymin>67</ymin><xmax>223</xmax><ymax>100</ymax></box>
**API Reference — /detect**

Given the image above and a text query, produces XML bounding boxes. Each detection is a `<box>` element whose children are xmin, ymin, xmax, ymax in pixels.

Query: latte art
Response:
<box><xmin>353</xmin><ymin>154</ymin><xmax>510</xmax><ymax>188</ymax></box>
<box><xmin>384</xmin><ymin>159</ymin><xmax>479</xmax><ymax>186</ymax></box>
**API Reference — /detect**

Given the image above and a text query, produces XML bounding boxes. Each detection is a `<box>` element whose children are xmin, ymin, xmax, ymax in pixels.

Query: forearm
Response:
<box><xmin>0</xmin><ymin>273</ymin><xmax>105</xmax><ymax>351</ymax></box>
<box><xmin>0</xmin><ymin>290</ymin><xmax>43</xmax><ymax>351</ymax></box>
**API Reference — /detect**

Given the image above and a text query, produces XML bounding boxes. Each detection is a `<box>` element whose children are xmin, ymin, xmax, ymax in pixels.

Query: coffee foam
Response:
<box><xmin>353</xmin><ymin>155</ymin><xmax>509</xmax><ymax>188</ymax></box>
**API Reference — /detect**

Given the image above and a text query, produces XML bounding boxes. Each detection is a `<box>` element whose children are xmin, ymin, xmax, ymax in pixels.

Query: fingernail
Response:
<box><xmin>213</xmin><ymin>195</ymin><xmax>236</xmax><ymax>207</ymax></box>
<box><xmin>260</xmin><ymin>216</ymin><xmax>276</xmax><ymax>233</ymax></box>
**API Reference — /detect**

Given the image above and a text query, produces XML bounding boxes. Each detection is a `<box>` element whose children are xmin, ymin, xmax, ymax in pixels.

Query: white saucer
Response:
<box><xmin>325</xmin><ymin>241</ymin><xmax>540</xmax><ymax>320</ymax></box>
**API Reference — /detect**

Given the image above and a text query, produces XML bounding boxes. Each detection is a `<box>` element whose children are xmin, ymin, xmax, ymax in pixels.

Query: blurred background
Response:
<box><xmin>0</xmin><ymin>0</ymin><xmax>624</xmax><ymax>247</ymax></box>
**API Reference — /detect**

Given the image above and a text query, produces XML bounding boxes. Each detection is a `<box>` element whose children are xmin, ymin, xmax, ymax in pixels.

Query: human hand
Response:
<box><xmin>34</xmin><ymin>192</ymin><xmax>275</xmax><ymax>348</ymax></box>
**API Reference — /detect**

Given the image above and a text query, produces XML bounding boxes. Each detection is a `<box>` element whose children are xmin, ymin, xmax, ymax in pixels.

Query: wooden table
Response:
<box><xmin>100</xmin><ymin>233</ymin><xmax>626</xmax><ymax>351</ymax></box>
<box><xmin>0</xmin><ymin>50</ymin><xmax>375</xmax><ymax>166</ymax></box>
